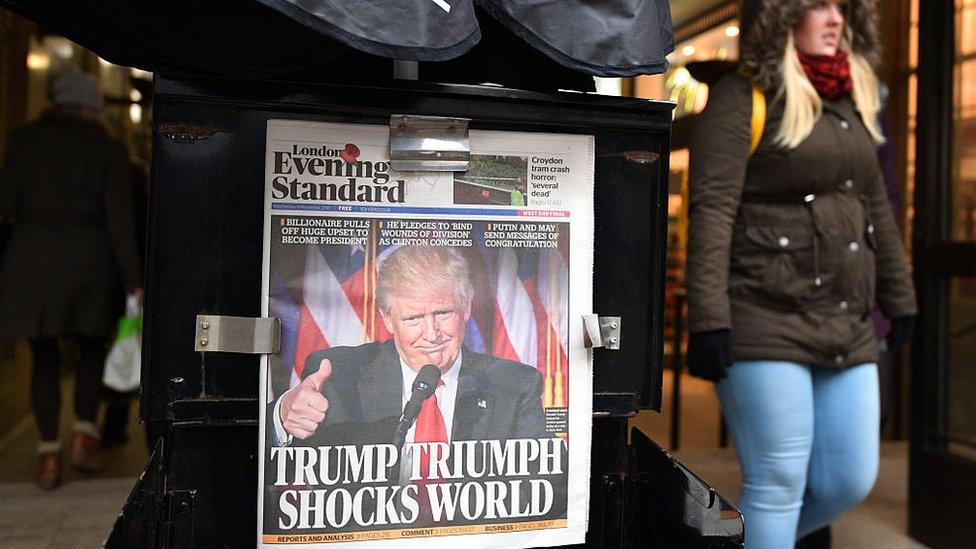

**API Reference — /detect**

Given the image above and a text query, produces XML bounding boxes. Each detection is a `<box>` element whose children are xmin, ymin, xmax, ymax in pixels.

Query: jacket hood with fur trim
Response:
<box><xmin>738</xmin><ymin>0</ymin><xmax>881</xmax><ymax>92</ymax></box>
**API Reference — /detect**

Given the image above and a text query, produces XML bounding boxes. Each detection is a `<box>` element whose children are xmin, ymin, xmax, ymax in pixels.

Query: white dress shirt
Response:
<box><xmin>399</xmin><ymin>352</ymin><xmax>460</xmax><ymax>445</ymax></box>
<box><xmin>399</xmin><ymin>353</ymin><xmax>460</xmax><ymax>481</ymax></box>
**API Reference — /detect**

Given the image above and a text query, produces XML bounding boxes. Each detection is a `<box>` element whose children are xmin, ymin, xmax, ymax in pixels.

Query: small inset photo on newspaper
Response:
<box><xmin>453</xmin><ymin>155</ymin><xmax>529</xmax><ymax>207</ymax></box>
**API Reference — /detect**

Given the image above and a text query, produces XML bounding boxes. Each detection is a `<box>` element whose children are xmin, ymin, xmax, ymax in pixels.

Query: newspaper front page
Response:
<box><xmin>258</xmin><ymin>120</ymin><xmax>594</xmax><ymax>548</ymax></box>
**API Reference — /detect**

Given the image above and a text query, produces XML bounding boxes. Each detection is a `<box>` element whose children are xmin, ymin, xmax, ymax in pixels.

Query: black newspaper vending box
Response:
<box><xmin>0</xmin><ymin>2</ymin><xmax>742</xmax><ymax>546</ymax></box>
<box><xmin>100</xmin><ymin>76</ymin><xmax>741</xmax><ymax>548</ymax></box>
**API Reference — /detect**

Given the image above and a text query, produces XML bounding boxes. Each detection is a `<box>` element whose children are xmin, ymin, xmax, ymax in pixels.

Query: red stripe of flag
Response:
<box><xmin>491</xmin><ymin>302</ymin><xmax>522</xmax><ymax>363</ymax></box>
<box><xmin>294</xmin><ymin>304</ymin><xmax>328</xmax><ymax>378</ymax></box>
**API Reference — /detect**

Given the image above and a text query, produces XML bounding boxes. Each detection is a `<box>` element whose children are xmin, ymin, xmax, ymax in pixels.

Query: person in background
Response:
<box><xmin>0</xmin><ymin>67</ymin><xmax>142</xmax><ymax>489</ymax></box>
<box><xmin>685</xmin><ymin>1</ymin><xmax>917</xmax><ymax>547</ymax></box>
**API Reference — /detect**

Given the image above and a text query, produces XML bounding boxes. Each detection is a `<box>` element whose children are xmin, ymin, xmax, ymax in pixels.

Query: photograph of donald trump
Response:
<box><xmin>268</xmin><ymin>245</ymin><xmax>549</xmax><ymax>456</ymax></box>
<box><xmin>260</xmin><ymin>226</ymin><xmax>575</xmax><ymax>537</ymax></box>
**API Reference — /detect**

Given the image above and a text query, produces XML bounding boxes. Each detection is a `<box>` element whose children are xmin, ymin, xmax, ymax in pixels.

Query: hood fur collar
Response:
<box><xmin>738</xmin><ymin>0</ymin><xmax>881</xmax><ymax>92</ymax></box>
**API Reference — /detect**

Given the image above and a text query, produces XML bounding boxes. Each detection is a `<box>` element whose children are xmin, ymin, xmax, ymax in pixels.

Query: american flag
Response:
<box><xmin>483</xmin><ymin>241</ymin><xmax>569</xmax><ymax>409</ymax></box>
<box><xmin>269</xmin><ymin>220</ymin><xmax>569</xmax><ymax>412</ymax></box>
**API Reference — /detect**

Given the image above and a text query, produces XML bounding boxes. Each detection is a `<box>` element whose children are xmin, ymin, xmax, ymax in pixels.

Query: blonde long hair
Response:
<box><xmin>774</xmin><ymin>32</ymin><xmax>885</xmax><ymax>149</ymax></box>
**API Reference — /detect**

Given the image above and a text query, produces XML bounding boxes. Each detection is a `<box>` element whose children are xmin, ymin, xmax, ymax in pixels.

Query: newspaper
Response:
<box><xmin>258</xmin><ymin>120</ymin><xmax>594</xmax><ymax>548</ymax></box>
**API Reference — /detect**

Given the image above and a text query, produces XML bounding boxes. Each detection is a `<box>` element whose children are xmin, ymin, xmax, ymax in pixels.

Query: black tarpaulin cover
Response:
<box><xmin>1</xmin><ymin>0</ymin><xmax>673</xmax><ymax>78</ymax></box>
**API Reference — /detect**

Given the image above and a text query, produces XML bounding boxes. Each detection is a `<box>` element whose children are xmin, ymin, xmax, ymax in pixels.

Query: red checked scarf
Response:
<box><xmin>796</xmin><ymin>49</ymin><xmax>853</xmax><ymax>100</ymax></box>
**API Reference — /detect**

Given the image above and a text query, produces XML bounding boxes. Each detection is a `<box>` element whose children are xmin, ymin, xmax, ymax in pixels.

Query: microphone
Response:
<box><xmin>393</xmin><ymin>364</ymin><xmax>441</xmax><ymax>448</ymax></box>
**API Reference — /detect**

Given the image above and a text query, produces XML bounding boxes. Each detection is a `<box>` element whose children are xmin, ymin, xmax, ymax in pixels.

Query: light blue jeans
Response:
<box><xmin>715</xmin><ymin>361</ymin><xmax>879</xmax><ymax>549</ymax></box>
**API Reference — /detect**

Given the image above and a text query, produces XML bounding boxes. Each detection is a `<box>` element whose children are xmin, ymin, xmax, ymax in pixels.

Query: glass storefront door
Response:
<box><xmin>946</xmin><ymin>277</ymin><xmax>976</xmax><ymax>461</ymax></box>
<box><xmin>910</xmin><ymin>1</ymin><xmax>976</xmax><ymax>547</ymax></box>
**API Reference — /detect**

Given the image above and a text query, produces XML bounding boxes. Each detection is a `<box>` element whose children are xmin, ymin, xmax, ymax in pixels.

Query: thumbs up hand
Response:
<box><xmin>279</xmin><ymin>358</ymin><xmax>332</xmax><ymax>440</ymax></box>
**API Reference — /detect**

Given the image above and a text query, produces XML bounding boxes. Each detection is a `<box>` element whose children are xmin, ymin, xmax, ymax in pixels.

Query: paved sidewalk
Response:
<box><xmin>0</xmin><ymin>388</ymin><xmax>150</xmax><ymax>548</ymax></box>
<box><xmin>0</xmin><ymin>393</ymin><xmax>149</xmax><ymax>484</ymax></box>
<box><xmin>0</xmin><ymin>477</ymin><xmax>136</xmax><ymax>548</ymax></box>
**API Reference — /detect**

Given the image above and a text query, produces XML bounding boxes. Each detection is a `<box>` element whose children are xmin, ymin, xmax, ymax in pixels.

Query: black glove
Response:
<box><xmin>886</xmin><ymin>316</ymin><xmax>916</xmax><ymax>352</ymax></box>
<box><xmin>687</xmin><ymin>329</ymin><xmax>733</xmax><ymax>382</ymax></box>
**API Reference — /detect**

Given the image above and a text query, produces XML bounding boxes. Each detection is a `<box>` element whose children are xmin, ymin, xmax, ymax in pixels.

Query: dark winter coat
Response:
<box><xmin>686</xmin><ymin>73</ymin><xmax>917</xmax><ymax>367</ymax></box>
<box><xmin>0</xmin><ymin>108</ymin><xmax>141</xmax><ymax>338</ymax></box>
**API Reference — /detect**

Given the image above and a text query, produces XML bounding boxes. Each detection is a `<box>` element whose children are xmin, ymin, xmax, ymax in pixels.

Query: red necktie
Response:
<box><xmin>414</xmin><ymin>380</ymin><xmax>447</xmax><ymax>478</ymax></box>
<box><xmin>414</xmin><ymin>380</ymin><xmax>446</xmax><ymax>524</ymax></box>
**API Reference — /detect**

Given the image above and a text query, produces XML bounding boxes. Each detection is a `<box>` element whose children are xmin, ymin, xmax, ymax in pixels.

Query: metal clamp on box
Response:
<box><xmin>583</xmin><ymin>315</ymin><xmax>621</xmax><ymax>350</ymax></box>
<box><xmin>194</xmin><ymin>315</ymin><xmax>281</xmax><ymax>354</ymax></box>
<box><xmin>389</xmin><ymin>114</ymin><xmax>470</xmax><ymax>172</ymax></box>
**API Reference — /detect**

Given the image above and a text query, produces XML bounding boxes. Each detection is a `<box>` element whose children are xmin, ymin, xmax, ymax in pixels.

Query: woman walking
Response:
<box><xmin>0</xmin><ymin>68</ymin><xmax>142</xmax><ymax>489</ymax></box>
<box><xmin>686</xmin><ymin>1</ymin><xmax>917</xmax><ymax>547</ymax></box>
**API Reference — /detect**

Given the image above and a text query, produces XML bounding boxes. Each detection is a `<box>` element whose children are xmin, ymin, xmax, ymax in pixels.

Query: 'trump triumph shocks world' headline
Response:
<box><xmin>258</xmin><ymin>120</ymin><xmax>594</xmax><ymax>548</ymax></box>
<box><xmin>270</xmin><ymin>438</ymin><xmax>563</xmax><ymax>530</ymax></box>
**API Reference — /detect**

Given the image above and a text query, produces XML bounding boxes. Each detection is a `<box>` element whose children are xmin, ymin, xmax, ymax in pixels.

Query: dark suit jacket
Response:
<box><xmin>286</xmin><ymin>340</ymin><xmax>546</xmax><ymax>448</ymax></box>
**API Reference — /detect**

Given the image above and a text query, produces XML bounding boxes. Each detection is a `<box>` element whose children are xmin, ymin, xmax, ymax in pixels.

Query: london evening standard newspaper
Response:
<box><xmin>258</xmin><ymin>120</ymin><xmax>594</xmax><ymax>549</ymax></box>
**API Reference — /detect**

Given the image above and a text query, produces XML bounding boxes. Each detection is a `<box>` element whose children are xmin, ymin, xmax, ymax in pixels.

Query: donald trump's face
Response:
<box><xmin>380</xmin><ymin>286</ymin><xmax>471</xmax><ymax>373</ymax></box>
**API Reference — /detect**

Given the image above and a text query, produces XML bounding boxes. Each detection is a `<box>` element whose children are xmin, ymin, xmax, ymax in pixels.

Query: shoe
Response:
<box><xmin>36</xmin><ymin>453</ymin><xmax>62</xmax><ymax>490</ymax></box>
<box><xmin>68</xmin><ymin>432</ymin><xmax>102</xmax><ymax>473</ymax></box>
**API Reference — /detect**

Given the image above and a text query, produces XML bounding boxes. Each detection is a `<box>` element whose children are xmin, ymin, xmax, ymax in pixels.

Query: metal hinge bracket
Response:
<box><xmin>389</xmin><ymin>114</ymin><xmax>470</xmax><ymax>172</ymax></box>
<box><xmin>583</xmin><ymin>315</ymin><xmax>621</xmax><ymax>350</ymax></box>
<box><xmin>194</xmin><ymin>315</ymin><xmax>280</xmax><ymax>354</ymax></box>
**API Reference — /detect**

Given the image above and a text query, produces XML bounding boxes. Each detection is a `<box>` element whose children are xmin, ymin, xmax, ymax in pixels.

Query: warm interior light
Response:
<box><xmin>669</xmin><ymin>149</ymin><xmax>689</xmax><ymax>173</ymax></box>
<box><xmin>27</xmin><ymin>51</ymin><xmax>50</xmax><ymax>71</ymax></box>
<box><xmin>130</xmin><ymin>89</ymin><xmax>142</xmax><ymax>102</ymax></box>
<box><xmin>131</xmin><ymin>68</ymin><xmax>152</xmax><ymax>80</ymax></box>
<box><xmin>725</xmin><ymin>25</ymin><xmax>740</xmax><ymax>37</ymax></box>
<box><xmin>667</xmin><ymin>193</ymin><xmax>683</xmax><ymax>217</ymax></box>
<box><xmin>671</xmin><ymin>66</ymin><xmax>692</xmax><ymax>87</ymax></box>
<box><xmin>52</xmin><ymin>42</ymin><xmax>73</xmax><ymax>59</ymax></box>
<box><xmin>129</xmin><ymin>103</ymin><xmax>142</xmax><ymax>124</ymax></box>
<box><xmin>681</xmin><ymin>45</ymin><xmax>696</xmax><ymax>57</ymax></box>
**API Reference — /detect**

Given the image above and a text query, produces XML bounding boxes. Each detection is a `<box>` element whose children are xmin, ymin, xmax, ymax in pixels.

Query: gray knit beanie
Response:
<box><xmin>49</xmin><ymin>67</ymin><xmax>103</xmax><ymax>110</ymax></box>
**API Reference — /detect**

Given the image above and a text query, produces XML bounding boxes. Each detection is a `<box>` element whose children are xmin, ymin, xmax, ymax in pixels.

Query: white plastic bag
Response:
<box><xmin>102</xmin><ymin>295</ymin><xmax>142</xmax><ymax>392</ymax></box>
